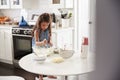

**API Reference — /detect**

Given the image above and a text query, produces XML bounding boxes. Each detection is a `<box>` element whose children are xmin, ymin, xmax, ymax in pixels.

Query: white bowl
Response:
<box><xmin>34</xmin><ymin>54</ymin><xmax>46</xmax><ymax>63</ymax></box>
<box><xmin>33</xmin><ymin>47</ymin><xmax>46</xmax><ymax>54</ymax></box>
<box><xmin>59</xmin><ymin>50</ymin><xmax>74</xmax><ymax>59</ymax></box>
<box><xmin>33</xmin><ymin>46</ymin><xmax>55</xmax><ymax>57</ymax></box>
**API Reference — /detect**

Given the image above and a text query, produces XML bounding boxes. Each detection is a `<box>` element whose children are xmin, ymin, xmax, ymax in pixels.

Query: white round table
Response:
<box><xmin>19</xmin><ymin>53</ymin><xmax>94</xmax><ymax>80</ymax></box>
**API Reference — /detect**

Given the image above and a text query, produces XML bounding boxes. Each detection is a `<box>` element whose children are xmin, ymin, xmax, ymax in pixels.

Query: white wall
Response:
<box><xmin>0</xmin><ymin>9</ymin><xmax>21</xmax><ymax>21</ymax></box>
<box><xmin>0</xmin><ymin>0</ymin><xmax>65</xmax><ymax>21</ymax></box>
<box><xmin>78</xmin><ymin>0</ymin><xmax>89</xmax><ymax>37</ymax></box>
<box><xmin>73</xmin><ymin>0</ymin><xmax>90</xmax><ymax>79</ymax></box>
<box><xmin>27</xmin><ymin>0</ymin><xmax>65</xmax><ymax>21</ymax></box>
<box><xmin>74</xmin><ymin>0</ymin><xmax>89</xmax><ymax>51</ymax></box>
<box><xmin>73</xmin><ymin>0</ymin><xmax>91</xmax><ymax>54</ymax></box>
<box><xmin>78</xmin><ymin>0</ymin><xmax>89</xmax><ymax>51</ymax></box>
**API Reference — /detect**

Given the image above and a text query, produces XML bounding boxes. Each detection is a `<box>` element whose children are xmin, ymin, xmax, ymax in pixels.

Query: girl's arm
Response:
<box><xmin>34</xmin><ymin>30</ymin><xmax>45</xmax><ymax>46</ymax></box>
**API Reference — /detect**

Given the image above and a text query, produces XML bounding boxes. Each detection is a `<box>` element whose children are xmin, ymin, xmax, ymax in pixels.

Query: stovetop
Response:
<box><xmin>12</xmin><ymin>26</ymin><xmax>33</xmax><ymax>35</ymax></box>
<box><xmin>12</xmin><ymin>25</ymin><xmax>34</xmax><ymax>29</ymax></box>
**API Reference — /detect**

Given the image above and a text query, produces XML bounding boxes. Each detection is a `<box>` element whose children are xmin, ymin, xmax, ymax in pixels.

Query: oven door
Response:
<box><xmin>13</xmin><ymin>35</ymin><xmax>32</xmax><ymax>60</ymax></box>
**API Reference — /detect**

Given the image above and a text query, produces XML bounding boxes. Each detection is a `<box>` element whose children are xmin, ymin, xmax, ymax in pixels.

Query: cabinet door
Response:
<box><xmin>10</xmin><ymin>0</ymin><xmax>22</xmax><ymax>9</ymax></box>
<box><xmin>4</xmin><ymin>30</ymin><xmax>13</xmax><ymax>61</ymax></box>
<box><xmin>0</xmin><ymin>0</ymin><xmax>10</xmax><ymax>9</ymax></box>
<box><xmin>0</xmin><ymin>30</ymin><xmax>6</xmax><ymax>60</ymax></box>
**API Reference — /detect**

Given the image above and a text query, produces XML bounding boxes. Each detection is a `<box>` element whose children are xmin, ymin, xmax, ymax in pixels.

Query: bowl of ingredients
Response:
<box><xmin>32</xmin><ymin>46</ymin><xmax>48</xmax><ymax>63</ymax></box>
<box><xmin>59</xmin><ymin>50</ymin><xmax>74</xmax><ymax>59</ymax></box>
<box><xmin>34</xmin><ymin>47</ymin><xmax>54</xmax><ymax>56</ymax></box>
<box><xmin>34</xmin><ymin>54</ymin><xmax>46</xmax><ymax>63</ymax></box>
<box><xmin>32</xmin><ymin>46</ymin><xmax>49</xmax><ymax>55</ymax></box>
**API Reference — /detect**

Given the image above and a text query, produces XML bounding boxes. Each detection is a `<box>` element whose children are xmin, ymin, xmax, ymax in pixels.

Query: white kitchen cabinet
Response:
<box><xmin>0</xmin><ymin>0</ymin><xmax>39</xmax><ymax>9</ymax></box>
<box><xmin>10</xmin><ymin>0</ymin><xmax>39</xmax><ymax>9</ymax></box>
<box><xmin>0</xmin><ymin>28</ymin><xmax>13</xmax><ymax>64</ymax></box>
<box><xmin>0</xmin><ymin>0</ymin><xmax>22</xmax><ymax>9</ymax></box>
<box><xmin>64</xmin><ymin>0</ymin><xmax>73</xmax><ymax>8</ymax></box>
<box><xmin>4</xmin><ymin>29</ymin><xmax>13</xmax><ymax>61</ymax></box>
<box><xmin>0</xmin><ymin>0</ymin><xmax>10</xmax><ymax>9</ymax></box>
<box><xmin>0</xmin><ymin>30</ymin><xmax>6</xmax><ymax>60</ymax></box>
<box><xmin>10</xmin><ymin>0</ymin><xmax>22</xmax><ymax>9</ymax></box>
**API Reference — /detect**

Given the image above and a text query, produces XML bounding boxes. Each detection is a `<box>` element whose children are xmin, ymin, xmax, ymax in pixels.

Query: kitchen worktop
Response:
<box><xmin>0</xmin><ymin>24</ymin><xmax>74</xmax><ymax>32</ymax></box>
<box><xmin>0</xmin><ymin>24</ymin><xmax>18</xmax><ymax>29</ymax></box>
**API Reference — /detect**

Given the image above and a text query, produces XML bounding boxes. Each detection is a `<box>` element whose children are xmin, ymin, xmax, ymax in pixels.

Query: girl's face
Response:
<box><xmin>41</xmin><ymin>22</ymin><xmax>49</xmax><ymax>31</ymax></box>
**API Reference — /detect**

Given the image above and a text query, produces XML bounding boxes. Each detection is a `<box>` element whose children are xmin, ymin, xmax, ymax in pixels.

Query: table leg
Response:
<box><xmin>64</xmin><ymin>75</ymin><xmax>79</xmax><ymax>80</ymax></box>
<box><xmin>59</xmin><ymin>76</ymin><xmax>68</xmax><ymax>80</ymax></box>
<box><xmin>59</xmin><ymin>75</ymin><xmax>79</xmax><ymax>80</ymax></box>
<box><xmin>65</xmin><ymin>76</ymin><xmax>79</xmax><ymax>80</ymax></box>
<box><xmin>65</xmin><ymin>76</ymin><xmax>68</xmax><ymax>80</ymax></box>
<box><xmin>75</xmin><ymin>75</ymin><xmax>79</xmax><ymax>80</ymax></box>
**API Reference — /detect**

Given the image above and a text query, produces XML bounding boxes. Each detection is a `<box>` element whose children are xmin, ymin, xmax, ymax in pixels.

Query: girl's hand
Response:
<box><xmin>36</xmin><ymin>39</ymin><xmax>48</xmax><ymax>46</ymax></box>
<box><xmin>43</xmin><ymin>39</ymin><xmax>48</xmax><ymax>45</ymax></box>
<box><xmin>49</xmin><ymin>40</ymin><xmax>53</xmax><ymax>46</ymax></box>
<box><xmin>49</xmin><ymin>43</ymin><xmax>53</xmax><ymax>46</ymax></box>
<box><xmin>43</xmin><ymin>39</ymin><xmax>47</xmax><ymax>44</ymax></box>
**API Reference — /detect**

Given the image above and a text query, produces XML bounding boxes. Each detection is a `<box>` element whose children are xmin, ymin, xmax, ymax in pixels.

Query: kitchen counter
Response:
<box><xmin>0</xmin><ymin>24</ymin><xmax>74</xmax><ymax>32</ymax></box>
<box><xmin>0</xmin><ymin>24</ymin><xmax>18</xmax><ymax>29</ymax></box>
<box><xmin>0</xmin><ymin>27</ymin><xmax>13</xmax><ymax>64</ymax></box>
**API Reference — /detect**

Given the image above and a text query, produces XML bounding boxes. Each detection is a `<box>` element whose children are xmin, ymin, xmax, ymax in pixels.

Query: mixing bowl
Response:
<box><xmin>59</xmin><ymin>50</ymin><xmax>74</xmax><ymax>59</ymax></box>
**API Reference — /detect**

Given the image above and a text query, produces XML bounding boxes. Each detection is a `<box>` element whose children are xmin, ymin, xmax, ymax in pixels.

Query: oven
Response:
<box><xmin>12</xmin><ymin>27</ymin><xmax>33</xmax><ymax>67</ymax></box>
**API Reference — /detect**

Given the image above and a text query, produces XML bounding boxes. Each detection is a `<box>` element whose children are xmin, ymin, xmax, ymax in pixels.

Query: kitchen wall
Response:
<box><xmin>0</xmin><ymin>10</ymin><xmax>21</xmax><ymax>21</ymax></box>
<box><xmin>26</xmin><ymin>0</ymin><xmax>65</xmax><ymax>21</ymax></box>
<box><xmin>0</xmin><ymin>0</ymin><xmax>68</xmax><ymax>21</ymax></box>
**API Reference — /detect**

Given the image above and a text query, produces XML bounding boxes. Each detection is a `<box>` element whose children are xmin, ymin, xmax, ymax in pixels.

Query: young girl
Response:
<box><xmin>32</xmin><ymin>13</ymin><xmax>56</xmax><ymax>80</ymax></box>
<box><xmin>32</xmin><ymin>13</ymin><xmax>52</xmax><ymax>48</ymax></box>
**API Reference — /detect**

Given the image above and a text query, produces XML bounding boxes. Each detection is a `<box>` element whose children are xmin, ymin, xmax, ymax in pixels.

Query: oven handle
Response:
<box><xmin>12</xmin><ymin>34</ymin><xmax>32</xmax><ymax>37</ymax></box>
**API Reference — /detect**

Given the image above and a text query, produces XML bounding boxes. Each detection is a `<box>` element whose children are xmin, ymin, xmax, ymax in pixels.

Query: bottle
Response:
<box><xmin>81</xmin><ymin>37</ymin><xmax>88</xmax><ymax>59</ymax></box>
